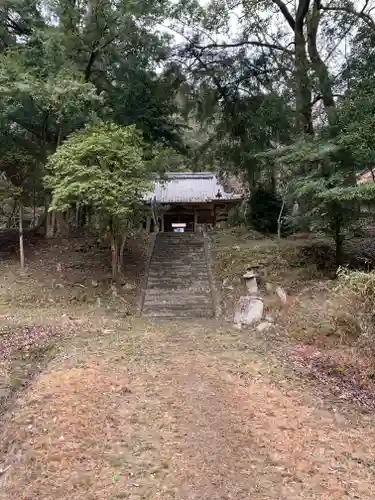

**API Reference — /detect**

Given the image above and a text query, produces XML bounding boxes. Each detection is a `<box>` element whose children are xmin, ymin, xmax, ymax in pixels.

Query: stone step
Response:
<box><xmin>145</xmin><ymin>289</ymin><xmax>211</xmax><ymax>295</ymax></box>
<box><xmin>151</xmin><ymin>253</ymin><xmax>205</xmax><ymax>257</ymax></box>
<box><xmin>148</xmin><ymin>266</ymin><xmax>207</xmax><ymax>271</ymax></box>
<box><xmin>143</xmin><ymin>296</ymin><xmax>213</xmax><ymax>305</ymax></box>
<box><xmin>141</xmin><ymin>232</ymin><xmax>213</xmax><ymax>318</ymax></box>
<box><xmin>143</xmin><ymin>301</ymin><xmax>213</xmax><ymax>310</ymax></box>
<box><xmin>149</xmin><ymin>264</ymin><xmax>207</xmax><ymax>268</ymax></box>
<box><xmin>155</xmin><ymin>240</ymin><xmax>204</xmax><ymax>243</ymax></box>
<box><xmin>142</xmin><ymin>308</ymin><xmax>214</xmax><ymax>318</ymax></box>
<box><xmin>147</xmin><ymin>273</ymin><xmax>209</xmax><ymax>279</ymax></box>
<box><xmin>144</xmin><ymin>292</ymin><xmax>212</xmax><ymax>298</ymax></box>
<box><xmin>146</xmin><ymin>285</ymin><xmax>210</xmax><ymax>297</ymax></box>
<box><xmin>146</xmin><ymin>278</ymin><xmax>210</xmax><ymax>284</ymax></box>
<box><xmin>151</xmin><ymin>264</ymin><xmax>205</xmax><ymax>267</ymax></box>
<box><xmin>155</xmin><ymin>236</ymin><xmax>204</xmax><ymax>240</ymax></box>
<box><xmin>146</xmin><ymin>282</ymin><xmax>210</xmax><ymax>288</ymax></box>
<box><xmin>151</xmin><ymin>265</ymin><xmax>206</xmax><ymax>268</ymax></box>
<box><xmin>145</xmin><ymin>288</ymin><xmax>211</xmax><ymax>294</ymax></box>
<box><xmin>147</xmin><ymin>272</ymin><xmax>209</xmax><ymax>278</ymax></box>
<box><xmin>149</xmin><ymin>262</ymin><xmax>206</xmax><ymax>266</ymax></box>
<box><xmin>148</xmin><ymin>271</ymin><xmax>208</xmax><ymax>277</ymax></box>
<box><xmin>154</xmin><ymin>245</ymin><xmax>204</xmax><ymax>248</ymax></box>
<box><xmin>153</xmin><ymin>249</ymin><xmax>204</xmax><ymax>253</ymax></box>
<box><xmin>143</xmin><ymin>302</ymin><xmax>213</xmax><ymax>310</ymax></box>
<box><xmin>152</xmin><ymin>250</ymin><xmax>205</xmax><ymax>254</ymax></box>
<box><xmin>151</xmin><ymin>259</ymin><xmax>206</xmax><ymax>264</ymax></box>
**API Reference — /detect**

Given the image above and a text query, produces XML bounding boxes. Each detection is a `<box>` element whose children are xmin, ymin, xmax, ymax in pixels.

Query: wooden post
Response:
<box><xmin>146</xmin><ymin>216</ymin><xmax>151</xmax><ymax>233</ymax></box>
<box><xmin>194</xmin><ymin>210</ymin><xmax>198</xmax><ymax>232</ymax></box>
<box><xmin>161</xmin><ymin>214</ymin><xmax>165</xmax><ymax>233</ymax></box>
<box><xmin>19</xmin><ymin>202</ymin><xmax>25</xmax><ymax>271</ymax></box>
<box><xmin>51</xmin><ymin>210</ymin><xmax>56</xmax><ymax>235</ymax></box>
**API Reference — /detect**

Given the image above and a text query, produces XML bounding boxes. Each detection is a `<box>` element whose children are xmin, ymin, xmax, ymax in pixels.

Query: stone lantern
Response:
<box><xmin>243</xmin><ymin>270</ymin><xmax>258</xmax><ymax>295</ymax></box>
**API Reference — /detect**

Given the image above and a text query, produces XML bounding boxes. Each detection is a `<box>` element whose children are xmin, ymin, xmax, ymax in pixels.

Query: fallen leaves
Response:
<box><xmin>289</xmin><ymin>344</ymin><xmax>375</xmax><ymax>411</ymax></box>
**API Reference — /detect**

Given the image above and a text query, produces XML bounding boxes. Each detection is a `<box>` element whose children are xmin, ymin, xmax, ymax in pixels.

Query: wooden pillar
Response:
<box><xmin>194</xmin><ymin>210</ymin><xmax>198</xmax><ymax>232</ymax></box>
<box><xmin>161</xmin><ymin>214</ymin><xmax>165</xmax><ymax>233</ymax></box>
<box><xmin>146</xmin><ymin>216</ymin><xmax>151</xmax><ymax>233</ymax></box>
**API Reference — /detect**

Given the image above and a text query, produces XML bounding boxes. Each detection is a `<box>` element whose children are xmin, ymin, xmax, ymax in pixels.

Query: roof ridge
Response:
<box><xmin>144</xmin><ymin>171</ymin><xmax>243</xmax><ymax>203</ymax></box>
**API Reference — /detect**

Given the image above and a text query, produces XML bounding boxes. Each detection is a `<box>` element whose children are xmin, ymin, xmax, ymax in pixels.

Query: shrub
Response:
<box><xmin>247</xmin><ymin>187</ymin><xmax>284</xmax><ymax>234</ymax></box>
<box><xmin>227</xmin><ymin>204</ymin><xmax>246</xmax><ymax>227</ymax></box>
<box><xmin>330</xmin><ymin>268</ymin><xmax>375</xmax><ymax>345</ymax></box>
<box><xmin>297</xmin><ymin>243</ymin><xmax>337</xmax><ymax>272</ymax></box>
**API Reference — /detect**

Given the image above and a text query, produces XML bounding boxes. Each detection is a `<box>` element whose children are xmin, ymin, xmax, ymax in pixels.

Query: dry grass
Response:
<box><xmin>0</xmin><ymin>230</ymin><xmax>150</xmax><ymax>313</ymax></box>
<box><xmin>1</xmin><ymin>361</ymin><xmax>133</xmax><ymax>499</ymax></box>
<box><xmin>213</xmin><ymin>229</ymin><xmax>375</xmax><ymax>411</ymax></box>
<box><xmin>212</xmin><ymin>229</ymin><xmax>333</xmax><ymax>320</ymax></box>
<box><xmin>0</xmin><ymin>231</ymin><xmax>149</xmax><ymax>442</ymax></box>
<box><xmin>330</xmin><ymin>268</ymin><xmax>375</xmax><ymax>343</ymax></box>
<box><xmin>1</xmin><ymin>320</ymin><xmax>375</xmax><ymax>499</ymax></box>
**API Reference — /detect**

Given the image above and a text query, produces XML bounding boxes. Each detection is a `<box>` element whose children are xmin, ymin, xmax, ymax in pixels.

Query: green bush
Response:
<box><xmin>227</xmin><ymin>204</ymin><xmax>246</xmax><ymax>227</ymax></box>
<box><xmin>247</xmin><ymin>187</ymin><xmax>284</xmax><ymax>234</ymax></box>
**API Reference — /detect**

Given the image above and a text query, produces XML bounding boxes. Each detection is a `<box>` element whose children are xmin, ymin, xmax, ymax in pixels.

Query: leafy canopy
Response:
<box><xmin>45</xmin><ymin>123</ymin><xmax>152</xmax><ymax>226</ymax></box>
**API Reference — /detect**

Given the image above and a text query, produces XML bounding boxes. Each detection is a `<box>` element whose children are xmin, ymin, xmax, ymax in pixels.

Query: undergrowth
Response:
<box><xmin>330</xmin><ymin>268</ymin><xmax>375</xmax><ymax>347</ymax></box>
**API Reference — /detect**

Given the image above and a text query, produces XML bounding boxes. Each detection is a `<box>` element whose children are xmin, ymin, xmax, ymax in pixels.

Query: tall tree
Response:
<box><xmin>45</xmin><ymin>123</ymin><xmax>152</xmax><ymax>278</ymax></box>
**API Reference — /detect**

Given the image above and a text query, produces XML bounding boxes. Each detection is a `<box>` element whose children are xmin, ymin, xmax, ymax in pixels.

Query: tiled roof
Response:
<box><xmin>146</xmin><ymin>172</ymin><xmax>243</xmax><ymax>204</ymax></box>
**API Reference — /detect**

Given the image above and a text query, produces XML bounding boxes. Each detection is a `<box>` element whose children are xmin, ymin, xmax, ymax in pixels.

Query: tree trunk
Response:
<box><xmin>277</xmin><ymin>197</ymin><xmax>286</xmax><ymax>240</ymax></box>
<box><xmin>335</xmin><ymin>236</ymin><xmax>343</xmax><ymax>269</ymax></box>
<box><xmin>111</xmin><ymin>233</ymin><xmax>120</xmax><ymax>281</ymax></box>
<box><xmin>46</xmin><ymin>210</ymin><xmax>56</xmax><ymax>238</ymax></box>
<box><xmin>75</xmin><ymin>203</ymin><xmax>80</xmax><ymax>226</ymax></box>
<box><xmin>295</xmin><ymin>15</ymin><xmax>313</xmax><ymax>135</ymax></box>
<box><xmin>272</xmin><ymin>0</ymin><xmax>313</xmax><ymax>136</ymax></box>
<box><xmin>111</xmin><ymin>233</ymin><xmax>118</xmax><ymax>280</ymax></box>
<box><xmin>334</xmin><ymin>216</ymin><xmax>344</xmax><ymax>268</ymax></box>
<box><xmin>55</xmin><ymin>211</ymin><xmax>69</xmax><ymax>236</ymax></box>
<box><xmin>119</xmin><ymin>234</ymin><xmax>127</xmax><ymax>272</ymax></box>
<box><xmin>19</xmin><ymin>202</ymin><xmax>25</xmax><ymax>271</ymax></box>
<box><xmin>307</xmin><ymin>0</ymin><xmax>337</xmax><ymax>129</ymax></box>
<box><xmin>32</xmin><ymin>181</ymin><xmax>36</xmax><ymax>222</ymax></box>
<box><xmin>56</xmin><ymin>124</ymin><xmax>62</xmax><ymax>148</ymax></box>
<box><xmin>7</xmin><ymin>199</ymin><xmax>17</xmax><ymax>228</ymax></box>
<box><xmin>46</xmin><ymin>210</ymin><xmax>52</xmax><ymax>238</ymax></box>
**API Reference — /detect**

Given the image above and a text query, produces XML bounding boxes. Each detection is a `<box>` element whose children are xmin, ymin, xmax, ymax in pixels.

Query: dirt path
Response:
<box><xmin>1</xmin><ymin>318</ymin><xmax>375</xmax><ymax>499</ymax></box>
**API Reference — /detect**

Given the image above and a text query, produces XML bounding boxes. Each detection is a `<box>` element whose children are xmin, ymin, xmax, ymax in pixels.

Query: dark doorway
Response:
<box><xmin>164</xmin><ymin>213</ymin><xmax>194</xmax><ymax>232</ymax></box>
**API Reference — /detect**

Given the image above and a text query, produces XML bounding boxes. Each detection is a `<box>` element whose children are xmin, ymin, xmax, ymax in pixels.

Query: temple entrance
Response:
<box><xmin>164</xmin><ymin>212</ymin><xmax>195</xmax><ymax>232</ymax></box>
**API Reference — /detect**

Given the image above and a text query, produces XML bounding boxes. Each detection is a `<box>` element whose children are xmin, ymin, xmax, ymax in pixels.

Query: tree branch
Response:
<box><xmin>190</xmin><ymin>49</ymin><xmax>229</xmax><ymax>103</ymax></box>
<box><xmin>311</xmin><ymin>93</ymin><xmax>343</xmax><ymax>106</ymax></box>
<box><xmin>84</xmin><ymin>50</ymin><xmax>98</xmax><ymax>82</ymax></box>
<box><xmin>296</xmin><ymin>0</ymin><xmax>311</xmax><ymax>28</ymax></box>
<box><xmin>271</xmin><ymin>0</ymin><xmax>296</xmax><ymax>30</ymax></box>
<box><xmin>194</xmin><ymin>40</ymin><xmax>293</xmax><ymax>54</ymax></box>
<box><xmin>320</xmin><ymin>2</ymin><xmax>375</xmax><ymax>31</ymax></box>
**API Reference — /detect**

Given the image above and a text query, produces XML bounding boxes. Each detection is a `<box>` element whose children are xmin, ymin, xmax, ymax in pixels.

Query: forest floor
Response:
<box><xmin>1</xmin><ymin>231</ymin><xmax>375</xmax><ymax>499</ymax></box>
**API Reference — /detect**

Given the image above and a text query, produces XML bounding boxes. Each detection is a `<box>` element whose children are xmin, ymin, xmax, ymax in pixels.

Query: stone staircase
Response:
<box><xmin>141</xmin><ymin>232</ymin><xmax>215</xmax><ymax>318</ymax></box>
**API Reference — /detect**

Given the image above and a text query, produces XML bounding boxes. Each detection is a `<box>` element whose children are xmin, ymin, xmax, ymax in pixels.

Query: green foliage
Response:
<box><xmin>246</xmin><ymin>187</ymin><xmax>284</xmax><ymax>234</ymax></box>
<box><xmin>268</xmin><ymin>121</ymin><xmax>375</xmax><ymax>263</ymax></box>
<box><xmin>0</xmin><ymin>0</ymin><xmax>185</xmax><ymax>212</ymax></box>
<box><xmin>227</xmin><ymin>203</ymin><xmax>246</xmax><ymax>227</ymax></box>
<box><xmin>45</xmin><ymin>123</ymin><xmax>151</xmax><ymax>228</ymax></box>
<box><xmin>336</xmin><ymin>84</ymin><xmax>375</xmax><ymax>174</ymax></box>
<box><xmin>3</xmin><ymin>0</ymin><xmax>375</xmax><ymax>256</ymax></box>
<box><xmin>0</xmin><ymin>57</ymin><xmax>104</xmax><ymax>150</ymax></box>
